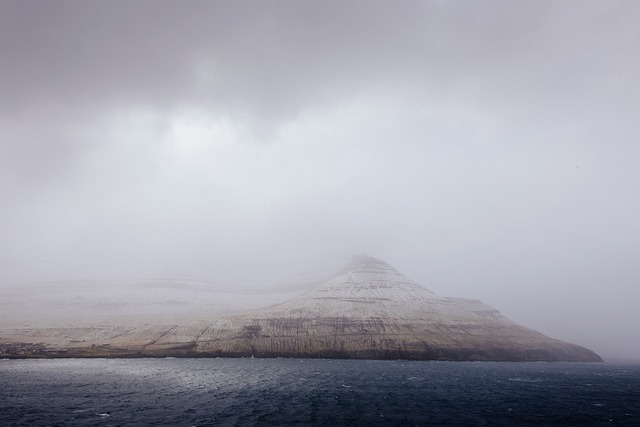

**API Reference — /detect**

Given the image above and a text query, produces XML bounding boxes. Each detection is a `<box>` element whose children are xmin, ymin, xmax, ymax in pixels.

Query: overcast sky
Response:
<box><xmin>1</xmin><ymin>1</ymin><xmax>639</xmax><ymax>359</ymax></box>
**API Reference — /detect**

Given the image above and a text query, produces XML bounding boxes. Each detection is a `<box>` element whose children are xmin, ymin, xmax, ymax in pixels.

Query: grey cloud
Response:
<box><xmin>1</xmin><ymin>1</ymin><xmax>639</xmax><ymax>359</ymax></box>
<box><xmin>5</xmin><ymin>1</ymin><xmax>633</xmax><ymax>120</ymax></box>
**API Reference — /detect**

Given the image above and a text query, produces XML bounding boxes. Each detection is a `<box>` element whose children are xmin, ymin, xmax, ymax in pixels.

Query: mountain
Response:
<box><xmin>0</xmin><ymin>274</ymin><xmax>303</xmax><ymax>328</ymax></box>
<box><xmin>0</xmin><ymin>256</ymin><xmax>602</xmax><ymax>361</ymax></box>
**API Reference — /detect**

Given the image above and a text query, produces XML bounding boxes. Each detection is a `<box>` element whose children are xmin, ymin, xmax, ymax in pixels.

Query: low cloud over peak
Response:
<box><xmin>1</xmin><ymin>1</ymin><xmax>639</xmax><ymax>359</ymax></box>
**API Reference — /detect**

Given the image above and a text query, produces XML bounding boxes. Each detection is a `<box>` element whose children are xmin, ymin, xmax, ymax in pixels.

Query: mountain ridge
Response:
<box><xmin>0</xmin><ymin>255</ymin><xmax>602</xmax><ymax>361</ymax></box>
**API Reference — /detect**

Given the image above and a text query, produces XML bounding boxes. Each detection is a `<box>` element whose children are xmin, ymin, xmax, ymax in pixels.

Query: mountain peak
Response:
<box><xmin>341</xmin><ymin>254</ymin><xmax>400</xmax><ymax>275</ymax></box>
<box><xmin>0</xmin><ymin>255</ymin><xmax>603</xmax><ymax>362</ymax></box>
<box><xmin>350</xmin><ymin>253</ymin><xmax>379</xmax><ymax>265</ymax></box>
<box><xmin>348</xmin><ymin>254</ymin><xmax>394</xmax><ymax>269</ymax></box>
<box><xmin>320</xmin><ymin>255</ymin><xmax>421</xmax><ymax>294</ymax></box>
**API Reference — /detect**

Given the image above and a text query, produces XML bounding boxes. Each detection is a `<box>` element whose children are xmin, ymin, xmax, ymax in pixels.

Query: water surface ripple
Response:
<box><xmin>1</xmin><ymin>358</ymin><xmax>639</xmax><ymax>426</ymax></box>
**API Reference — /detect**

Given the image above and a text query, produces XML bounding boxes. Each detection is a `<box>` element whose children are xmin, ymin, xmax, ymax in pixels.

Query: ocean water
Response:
<box><xmin>1</xmin><ymin>358</ymin><xmax>639</xmax><ymax>426</ymax></box>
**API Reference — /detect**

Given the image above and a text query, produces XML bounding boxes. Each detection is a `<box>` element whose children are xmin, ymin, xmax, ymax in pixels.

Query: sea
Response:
<box><xmin>1</xmin><ymin>358</ymin><xmax>639</xmax><ymax>426</ymax></box>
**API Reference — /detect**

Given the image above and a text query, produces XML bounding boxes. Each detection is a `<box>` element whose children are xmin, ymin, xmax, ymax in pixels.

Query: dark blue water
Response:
<box><xmin>1</xmin><ymin>358</ymin><xmax>639</xmax><ymax>426</ymax></box>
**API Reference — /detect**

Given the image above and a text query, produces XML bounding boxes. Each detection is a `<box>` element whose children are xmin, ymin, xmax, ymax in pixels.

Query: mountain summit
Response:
<box><xmin>0</xmin><ymin>256</ymin><xmax>602</xmax><ymax>361</ymax></box>
<box><xmin>219</xmin><ymin>256</ymin><xmax>602</xmax><ymax>361</ymax></box>
<box><xmin>251</xmin><ymin>255</ymin><xmax>442</xmax><ymax>319</ymax></box>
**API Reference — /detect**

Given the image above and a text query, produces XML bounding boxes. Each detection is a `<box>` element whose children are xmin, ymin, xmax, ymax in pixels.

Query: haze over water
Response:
<box><xmin>1</xmin><ymin>1</ymin><xmax>639</xmax><ymax>360</ymax></box>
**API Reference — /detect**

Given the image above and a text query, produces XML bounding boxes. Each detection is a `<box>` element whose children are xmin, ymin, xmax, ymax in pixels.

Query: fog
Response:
<box><xmin>1</xmin><ymin>1</ymin><xmax>639</xmax><ymax>360</ymax></box>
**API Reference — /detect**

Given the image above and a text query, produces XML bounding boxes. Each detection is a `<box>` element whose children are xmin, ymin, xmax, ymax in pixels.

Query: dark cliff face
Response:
<box><xmin>0</xmin><ymin>256</ymin><xmax>603</xmax><ymax>362</ymax></box>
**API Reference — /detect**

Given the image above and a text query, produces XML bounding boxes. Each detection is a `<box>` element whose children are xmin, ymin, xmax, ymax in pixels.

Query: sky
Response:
<box><xmin>1</xmin><ymin>0</ymin><xmax>639</xmax><ymax>359</ymax></box>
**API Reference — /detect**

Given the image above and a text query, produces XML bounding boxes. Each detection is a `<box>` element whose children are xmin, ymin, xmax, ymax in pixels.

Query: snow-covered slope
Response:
<box><xmin>248</xmin><ymin>255</ymin><xmax>502</xmax><ymax>322</ymax></box>
<box><xmin>0</xmin><ymin>256</ymin><xmax>602</xmax><ymax>361</ymax></box>
<box><xmin>222</xmin><ymin>256</ymin><xmax>601</xmax><ymax>361</ymax></box>
<box><xmin>0</xmin><ymin>274</ymin><xmax>303</xmax><ymax>328</ymax></box>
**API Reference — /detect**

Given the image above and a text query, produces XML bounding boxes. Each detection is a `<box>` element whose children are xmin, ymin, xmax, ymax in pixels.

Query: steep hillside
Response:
<box><xmin>0</xmin><ymin>256</ymin><xmax>602</xmax><ymax>361</ymax></box>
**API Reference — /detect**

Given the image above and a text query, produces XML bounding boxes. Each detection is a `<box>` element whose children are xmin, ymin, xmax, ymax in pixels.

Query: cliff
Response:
<box><xmin>0</xmin><ymin>256</ymin><xmax>602</xmax><ymax>362</ymax></box>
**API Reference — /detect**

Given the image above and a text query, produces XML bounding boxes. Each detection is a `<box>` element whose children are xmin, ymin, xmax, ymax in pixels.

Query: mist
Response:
<box><xmin>1</xmin><ymin>1</ymin><xmax>639</xmax><ymax>360</ymax></box>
